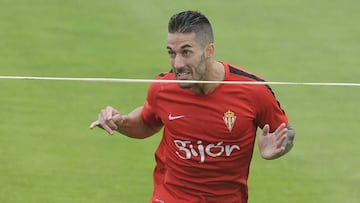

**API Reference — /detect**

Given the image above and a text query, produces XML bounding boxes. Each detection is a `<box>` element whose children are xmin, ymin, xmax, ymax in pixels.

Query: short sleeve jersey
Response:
<box><xmin>142</xmin><ymin>62</ymin><xmax>288</xmax><ymax>203</ymax></box>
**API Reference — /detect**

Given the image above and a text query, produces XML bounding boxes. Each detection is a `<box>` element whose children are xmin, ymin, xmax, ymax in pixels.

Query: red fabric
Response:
<box><xmin>142</xmin><ymin>62</ymin><xmax>288</xmax><ymax>203</ymax></box>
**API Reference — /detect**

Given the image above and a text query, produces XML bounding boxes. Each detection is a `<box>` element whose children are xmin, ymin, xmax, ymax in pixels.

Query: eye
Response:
<box><xmin>167</xmin><ymin>50</ymin><xmax>175</xmax><ymax>58</ymax></box>
<box><xmin>182</xmin><ymin>50</ymin><xmax>191</xmax><ymax>57</ymax></box>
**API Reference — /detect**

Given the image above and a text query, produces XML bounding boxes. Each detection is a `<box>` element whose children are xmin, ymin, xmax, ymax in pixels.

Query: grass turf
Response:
<box><xmin>0</xmin><ymin>0</ymin><xmax>359</xmax><ymax>202</ymax></box>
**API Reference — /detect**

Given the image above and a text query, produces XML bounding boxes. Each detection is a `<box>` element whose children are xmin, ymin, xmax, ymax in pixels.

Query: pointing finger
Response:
<box><xmin>89</xmin><ymin>121</ymin><xmax>99</xmax><ymax>129</ymax></box>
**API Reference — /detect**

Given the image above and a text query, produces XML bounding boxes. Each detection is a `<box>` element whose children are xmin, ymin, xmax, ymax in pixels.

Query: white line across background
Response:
<box><xmin>0</xmin><ymin>76</ymin><xmax>359</xmax><ymax>87</ymax></box>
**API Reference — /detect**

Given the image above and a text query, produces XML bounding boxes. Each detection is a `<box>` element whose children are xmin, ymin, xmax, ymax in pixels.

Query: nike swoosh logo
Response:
<box><xmin>168</xmin><ymin>114</ymin><xmax>185</xmax><ymax>121</ymax></box>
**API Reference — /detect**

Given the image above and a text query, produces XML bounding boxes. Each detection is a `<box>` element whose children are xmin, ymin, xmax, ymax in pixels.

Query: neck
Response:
<box><xmin>192</xmin><ymin>60</ymin><xmax>225</xmax><ymax>94</ymax></box>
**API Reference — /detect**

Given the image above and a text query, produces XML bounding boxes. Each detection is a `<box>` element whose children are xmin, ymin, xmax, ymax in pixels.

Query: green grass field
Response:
<box><xmin>1</xmin><ymin>0</ymin><xmax>359</xmax><ymax>202</ymax></box>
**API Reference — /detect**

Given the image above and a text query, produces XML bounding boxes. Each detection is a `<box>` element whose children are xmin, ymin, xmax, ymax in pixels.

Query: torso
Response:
<box><xmin>144</xmin><ymin>62</ymin><xmax>288</xmax><ymax>202</ymax></box>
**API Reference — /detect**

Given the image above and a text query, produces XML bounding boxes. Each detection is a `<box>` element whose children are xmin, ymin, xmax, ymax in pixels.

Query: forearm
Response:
<box><xmin>115</xmin><ymin>106</ymin><xmax>162</xmax><ymax>139</ymax></box>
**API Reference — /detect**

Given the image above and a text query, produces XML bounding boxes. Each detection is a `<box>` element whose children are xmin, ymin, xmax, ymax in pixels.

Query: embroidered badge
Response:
<box><xmin>223</xmin><ymin>110</ymin><xmax>236</xmax><ymax>132</ymax></box>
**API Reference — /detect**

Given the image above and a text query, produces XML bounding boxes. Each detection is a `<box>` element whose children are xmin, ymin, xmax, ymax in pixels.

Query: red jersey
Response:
<box><xmin>142</xmin><ymin>62</ymin><xmax>288</xmax><ymax>203</ymax></box>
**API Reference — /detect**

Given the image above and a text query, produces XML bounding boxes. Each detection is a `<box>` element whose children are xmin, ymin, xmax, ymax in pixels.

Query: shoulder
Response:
<box><xmin>146</xmin><ymin>70</ymin><xmax>176</xmax><ymax>101</ymax></box>
<box><xmin>148</xmin><ymin>70</ymin><xmax>175</xmax><ymax>90</ymax></box>
<box><xmin>223</xmin><ymin>62</ymin><xmax>280</xmax><ymax>102</ymax></box>
<box><xmin>225</xmin><ymin>62</ymin><xmax>266</xmax><ymax>82</ymax></box>
<box><xmin>224</xmin><ymin>63</ymin><xmax>269</xmax><ymax>92</ymax></box>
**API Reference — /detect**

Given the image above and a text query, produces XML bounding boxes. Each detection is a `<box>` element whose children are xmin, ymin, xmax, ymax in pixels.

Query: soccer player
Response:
<box><xmin>90</xmin><ymin>10</ymin><xmax>295</xmax><ymax>203</ymax></box>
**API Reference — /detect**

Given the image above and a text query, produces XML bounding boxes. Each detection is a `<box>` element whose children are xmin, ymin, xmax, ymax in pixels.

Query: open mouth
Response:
<box><xmin>175</xmin><ymin>71</ymin><xmax>192</xmax><ymax>80</ymax></box>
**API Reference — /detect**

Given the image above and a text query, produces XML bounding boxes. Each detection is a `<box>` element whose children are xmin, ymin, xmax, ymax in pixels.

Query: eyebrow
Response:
<box><xmin>180</xmin><ymin>44</ymin><xmax>192</xmax><ymax>49</ymax></box>
<box><xmin>166</xmin><ymin>44</ymin><xmax>193</xmax><ymax>50</ymax></box>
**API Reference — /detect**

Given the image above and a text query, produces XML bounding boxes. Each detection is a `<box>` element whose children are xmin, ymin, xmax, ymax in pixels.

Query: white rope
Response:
<box><xmin>0</xmin><ymin>75</ymin><xmax>359</xmax><ymax>87</ymax></box>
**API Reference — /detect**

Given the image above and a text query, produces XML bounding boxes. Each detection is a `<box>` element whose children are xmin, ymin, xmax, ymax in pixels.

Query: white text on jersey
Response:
<box><xmin>174</xmin><ymin>140</ymin><xmax>240</xmax><ymax>163</ymax></box>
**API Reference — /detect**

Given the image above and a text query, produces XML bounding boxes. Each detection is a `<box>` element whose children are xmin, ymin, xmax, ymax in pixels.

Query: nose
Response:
<box><xmin>173</xmin><ymin>55</ymin><xmax>185</xmax><ymax>69</ymax></box>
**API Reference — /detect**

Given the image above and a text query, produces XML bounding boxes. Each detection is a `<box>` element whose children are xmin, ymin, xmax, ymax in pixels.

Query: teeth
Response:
<box><xmin>177</xmin><ymin>72</ymin><xmax>189</xmax><ymax>76</ymax></box>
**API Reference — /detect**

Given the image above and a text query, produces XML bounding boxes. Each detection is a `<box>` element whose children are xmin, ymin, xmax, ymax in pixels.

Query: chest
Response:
<box><xmin>155</xmin><ymin>88</ymin><xmax>257</xmax><ymax>142</ymax></box>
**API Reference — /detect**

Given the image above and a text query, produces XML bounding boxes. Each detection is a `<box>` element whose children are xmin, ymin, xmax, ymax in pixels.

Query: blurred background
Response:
<box><xmin>0</xmin><ymin>0</ymin><xmax>359</xmax><ymax>202</ymax></box>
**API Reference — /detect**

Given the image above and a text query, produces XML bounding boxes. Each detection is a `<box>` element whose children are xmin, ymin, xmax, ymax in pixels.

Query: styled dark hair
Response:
<box><xmin>168</xmin><ymin>10</ymin><xmax>214</xmax><ymax>46</ymax></box>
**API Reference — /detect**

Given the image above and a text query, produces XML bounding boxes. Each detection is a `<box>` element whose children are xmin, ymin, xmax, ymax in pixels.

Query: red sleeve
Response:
<box><xmin>253</xmin><ymin>85</ymin><xmax>288</xmax><ymax>132</ymax></box>
<box><xmin>142</xmin><ymin>100</ymin><xmax>163</xmax><ymax>127</ymax></box>
<box><xmin>141</xmin><ymin>79</ymin><xmax>164</xmax><ymax>127</ymax></box>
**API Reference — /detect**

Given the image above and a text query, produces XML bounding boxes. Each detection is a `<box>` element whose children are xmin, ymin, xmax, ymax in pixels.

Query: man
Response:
<box><xmin>90</xmin><ymin>10</ymin><xmax>295</xmax><ymax>203</ymax></box>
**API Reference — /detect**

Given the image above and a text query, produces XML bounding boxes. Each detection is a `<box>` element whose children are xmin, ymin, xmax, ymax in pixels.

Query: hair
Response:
<box><xmin>168</xmin><ymin>10</ymin><xmax>214</xmax><ymax>46</ymax></box>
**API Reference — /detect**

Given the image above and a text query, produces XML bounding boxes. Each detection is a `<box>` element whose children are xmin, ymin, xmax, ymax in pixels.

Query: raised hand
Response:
<box><xmin>258</xmin><ymin>123</ymin><xmax>288</xmax><ymax>160</ymax></box>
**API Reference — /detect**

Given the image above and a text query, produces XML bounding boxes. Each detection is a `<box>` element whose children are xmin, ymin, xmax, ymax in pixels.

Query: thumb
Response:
<box><xmin>261</xmin><ymin>124</ymin><xmax>270</xmax><ymax>136</ymax></box>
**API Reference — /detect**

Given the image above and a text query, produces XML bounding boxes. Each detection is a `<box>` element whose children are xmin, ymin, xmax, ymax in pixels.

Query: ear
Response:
<box><xmin>205</xmin><ymin>43</ymin><xmax>215</xmax><ymax>58</ymax></box>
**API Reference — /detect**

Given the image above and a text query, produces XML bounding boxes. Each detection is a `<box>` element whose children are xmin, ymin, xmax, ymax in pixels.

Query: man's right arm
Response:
<box><xmin>114</xmin><ymin>106</ymin><xmax>162</xmax><ymax>139</ymax></box>
<box><xmin>89</xmin><ymin>106</ymin><xmax>162</xmax><ymax>139</ymax></box>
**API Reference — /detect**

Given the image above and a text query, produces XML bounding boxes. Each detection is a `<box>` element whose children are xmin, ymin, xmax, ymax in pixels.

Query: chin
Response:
<box><xmin>178</xmin><ymin>82</ymin><xmax>195</xmax><ymax>89</ymax></box>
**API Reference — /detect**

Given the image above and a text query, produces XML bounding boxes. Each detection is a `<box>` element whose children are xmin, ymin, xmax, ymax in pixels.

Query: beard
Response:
<box><xmin>175</xmin><ymin>54</ymin><xmax>207</xmax><ymax>89</ymax></box>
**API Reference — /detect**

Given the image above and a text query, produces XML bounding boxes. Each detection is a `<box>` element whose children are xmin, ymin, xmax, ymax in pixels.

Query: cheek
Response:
<box><xmin>195</xmin><ymin>56</ymin><xmax>207</xmax><ymax>74</ymax></box>
<box><xmin>170</xmin><ymin>59</ymin><xmax>175</xmax><ymax>68</ymax></box>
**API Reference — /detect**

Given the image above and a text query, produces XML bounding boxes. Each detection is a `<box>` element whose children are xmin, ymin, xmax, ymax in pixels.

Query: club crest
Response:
<box><xmin>223</xmin><ymin>110</ymin><xmax>236</xmax><ymax>132</ymax></box>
